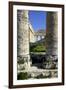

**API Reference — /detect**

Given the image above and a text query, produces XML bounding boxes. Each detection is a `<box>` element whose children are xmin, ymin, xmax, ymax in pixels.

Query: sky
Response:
<box><xmin>29</xmin><ymin>11</ymin><xmax>47</xmax><ymax>32</ymax></box>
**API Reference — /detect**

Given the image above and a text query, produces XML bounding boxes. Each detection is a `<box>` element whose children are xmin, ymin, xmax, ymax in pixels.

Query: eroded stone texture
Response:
<box><xmin>46</xmin><ymin>12</ymin><xmax>58</xmax><ymax>60</ymax></box>
<box><xmin>17</xmin><ymin>10</ymin><xmax>30</xmax><ymax>70</ymax></box>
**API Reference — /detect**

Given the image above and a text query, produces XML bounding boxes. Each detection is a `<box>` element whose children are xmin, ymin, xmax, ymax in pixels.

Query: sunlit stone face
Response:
<box><xmin>17</xmin><ymin>10</ymin><xmax>30</xmax><ymax>58</ymax></box>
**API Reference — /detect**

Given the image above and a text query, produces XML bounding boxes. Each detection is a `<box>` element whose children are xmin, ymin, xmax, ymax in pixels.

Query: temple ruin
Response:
<box><xmin>17</xmin><ymin>10</ymin><xmax>58</xmax><ymax>79</ymax></box>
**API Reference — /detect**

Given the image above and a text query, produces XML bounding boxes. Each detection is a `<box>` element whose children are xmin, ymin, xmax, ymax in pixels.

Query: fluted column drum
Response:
<box><xmin>46</xmin><ymin>12</ymin><xmax>58</xmax><ymax>60</ymax></box>
<box><xmin>17</xmin><ymin>10</ymin><xmax>30</xmax><ymax>69</ymax></box>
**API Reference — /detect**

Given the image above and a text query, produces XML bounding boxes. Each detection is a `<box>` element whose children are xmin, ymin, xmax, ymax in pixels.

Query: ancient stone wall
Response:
<box><xmin>29</xmin><ymin>22</ymin><xmax>35</xmax><ymax>43</ymax></box>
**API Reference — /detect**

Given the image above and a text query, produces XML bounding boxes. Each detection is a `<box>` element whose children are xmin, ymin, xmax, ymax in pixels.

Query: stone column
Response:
<box><xmin>36</xmin><ymin>36</ymin><xmax>38</xmax><ymax>41</ymax></box>
<box><xmin>17</xmin><ymin>10</ymin><xmax>30</xmax><ymax>70</ymax></box>
<box><xmin>40</xmin><ymin>36</ymin><xmax>42</xmax><ymax>40</ymax></box>
<box><xmin>46</xmin><ymin>12</ymin><xmax>58</xmax><ymax>61</ymax></box>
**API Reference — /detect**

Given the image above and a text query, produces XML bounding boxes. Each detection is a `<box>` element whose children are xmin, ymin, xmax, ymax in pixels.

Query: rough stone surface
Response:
<box><xmin>17</xmin><ymin>10</ymin><xmax>30</xmax><ymax>69</ymax></box>
<box><xmin>46</xmin><ymin>12</ymin><xmax>58</xmax><ymax>58</ymax></box>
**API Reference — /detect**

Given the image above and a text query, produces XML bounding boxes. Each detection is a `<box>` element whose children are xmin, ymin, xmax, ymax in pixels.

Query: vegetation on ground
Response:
<box><xmin>17</xmin><ymin>72</ymin><xmax>28</xmax><ymax>80</ymax></box>
<box><xmin>30</xmin><ymin>41</ymin><xmax>46</xmax><ymax>52</ymax></box>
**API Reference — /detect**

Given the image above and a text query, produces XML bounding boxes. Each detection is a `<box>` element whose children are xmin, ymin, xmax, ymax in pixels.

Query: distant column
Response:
<box><xmin>36</xmin><ymin>36</ymin><xmax>38</xmax><ymax>41</ymax></box>
<box><xmin>17</xmin><ymin>10</ymin><xmax>30</xmax><ymax>69</ymax></box>
<box><xmin>46</xmin><ymin>12</ymin><xmax>58</xmax><ymax>60</ymax></box>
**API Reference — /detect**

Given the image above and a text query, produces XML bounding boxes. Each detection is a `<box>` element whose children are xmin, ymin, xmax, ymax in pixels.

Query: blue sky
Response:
<box><xmin>29</xmin><ymin>11</ymin><xmax>47</xmax><ymax>32</ymax></box>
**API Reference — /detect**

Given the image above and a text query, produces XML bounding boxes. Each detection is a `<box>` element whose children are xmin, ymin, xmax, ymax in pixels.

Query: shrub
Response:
<box><xmin>30</xmin><ymin>44</ymin><xmax>46</xmax><ymax>52</ymax></box>
<box><xmin>17</xmin><ymin>72</ymin><xmax>28</xmax><ymax>80</ymax></box>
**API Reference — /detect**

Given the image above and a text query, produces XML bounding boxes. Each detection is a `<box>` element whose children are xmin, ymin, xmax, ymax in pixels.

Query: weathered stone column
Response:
<box><xmin>46</xmin><ymin>12</ymin><xmax>58</xmax><ymax>61</ymax></box>
<box><xmin>17</xmin><ymin>10</ymin><xmax>30</xmax><ymax>70</ymax></box>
